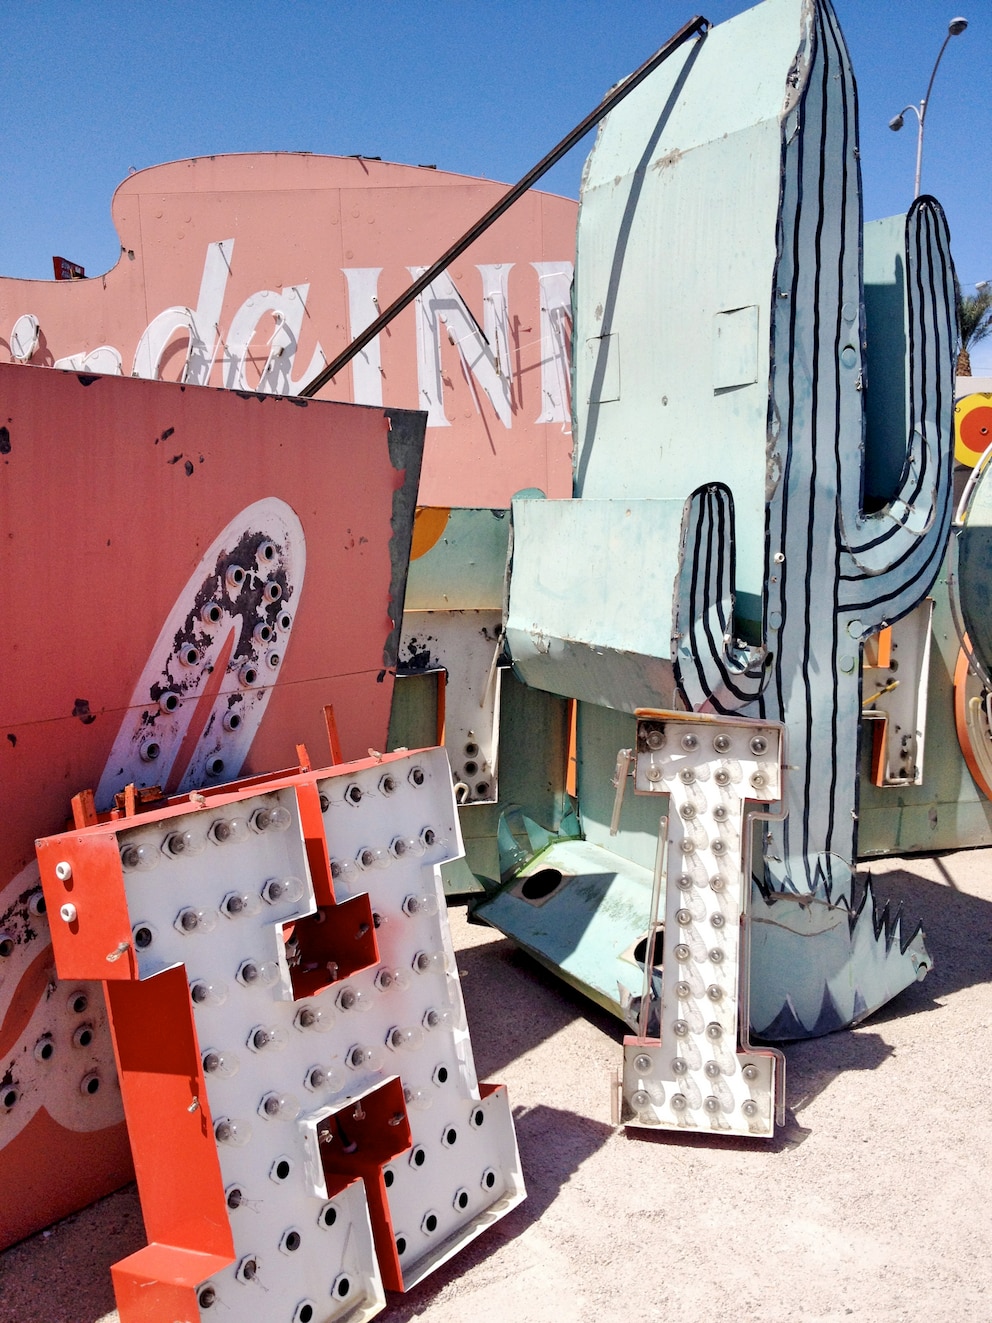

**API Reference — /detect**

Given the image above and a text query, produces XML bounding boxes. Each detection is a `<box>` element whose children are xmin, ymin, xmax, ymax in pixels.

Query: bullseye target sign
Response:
<box><xmin>954</xmin><ymin>393</ymin><xmax>992</xmax><ymax>467</ymax></box>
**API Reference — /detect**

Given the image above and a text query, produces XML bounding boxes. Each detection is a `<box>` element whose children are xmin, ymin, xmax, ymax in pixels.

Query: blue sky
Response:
<box><xmin>3</xmin><ymin>0</ymin><xmax>989</xmax><ymax>369</ymax></box>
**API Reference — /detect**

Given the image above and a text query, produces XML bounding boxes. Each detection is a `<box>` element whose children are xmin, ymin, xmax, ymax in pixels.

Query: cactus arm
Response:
<box><xmin>672</xmin><ymin>482</ymin><xmax>771</xmax><ymax>713</ymax></box>
<box><xmin>838</xmin><ymin>197</ymin><xmax>957</xmax><ymax>633</ymax></box>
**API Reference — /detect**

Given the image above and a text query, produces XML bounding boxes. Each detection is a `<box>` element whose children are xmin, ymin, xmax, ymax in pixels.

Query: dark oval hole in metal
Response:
<box><xmin>519</xmin><ymin>868</ymin><xmax>564</xmax><ymax>901</ymax></box>
<box><xmin>633</xmin><ymin>929</ymin><xmax>665</xmax><ymax>968</ymax></box>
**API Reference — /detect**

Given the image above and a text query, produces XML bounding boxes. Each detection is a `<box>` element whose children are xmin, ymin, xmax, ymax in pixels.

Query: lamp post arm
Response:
<box><xmin>916</xmin><ymin>30</ymin><xmax>957</xmax><ymax>196</ymax></box>
<box><xmin>921</xmin><ymin>31</ymin><xmax>954</xmax><ymax>126</ymax></box>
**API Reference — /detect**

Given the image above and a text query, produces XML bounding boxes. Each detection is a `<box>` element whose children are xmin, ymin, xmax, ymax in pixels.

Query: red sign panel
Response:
<box><xmin>52</xmin><ymin>256</ymin><xmax>86</xmax><ymax>281</ymax></box>
<box><xmin>0</xmin><ymin>362</ymin><xmax>424</xmax><ymax>1247</ymax></box>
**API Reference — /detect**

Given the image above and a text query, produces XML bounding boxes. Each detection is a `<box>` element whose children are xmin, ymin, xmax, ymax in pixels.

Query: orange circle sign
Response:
<box><xmin>410</xmin><ymin>506</ymin><xmax>451</xmax><ymax>560</ymax></box>
<box><xmin>954</xmin><ymin>393</ymin><xmax>992</xmax><ymax>467</ymax></box>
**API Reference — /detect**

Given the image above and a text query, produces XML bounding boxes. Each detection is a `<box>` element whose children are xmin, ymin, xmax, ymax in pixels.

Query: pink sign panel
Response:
<box><xmin>1</xmin><ymin>153</ymin><xmax>578</xmax><ymax>507</ymax></box>
<box><xmin>0</xmin><ymin>361</ymin><xmax>424</xmax><ymax>1247</ymax></box>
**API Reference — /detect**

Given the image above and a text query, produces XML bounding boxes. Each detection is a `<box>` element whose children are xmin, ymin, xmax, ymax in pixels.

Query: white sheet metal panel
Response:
<box><xmin>572</xmin><ymin>0</ymin><xmax>812</xmax><ymax>616</ymax></box>
<box><xmin>506</xmin><ymin>497</ymin><xmax>684</xmax><ymax>711</ymax></box>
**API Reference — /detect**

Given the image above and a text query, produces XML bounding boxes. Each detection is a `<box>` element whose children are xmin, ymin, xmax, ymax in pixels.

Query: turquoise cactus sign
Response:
<box><xmin>499</xmin><ymin>0</ymin><xmax>957</xmax><ymax>1038</ymax></box>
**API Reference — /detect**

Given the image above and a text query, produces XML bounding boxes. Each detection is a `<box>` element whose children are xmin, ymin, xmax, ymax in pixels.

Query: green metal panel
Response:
<box><xmin>506</xmin><ymin>497</ymin><xmax>683</xmax><ymax>710</ymax></box>
<box><xmin>472</xmin><ymin>839</ymin><xmax>658</xmax><ymax>1017</ymax></box>
<box><xmin>576</xmin><ymin>701</ymin><xmax>664</xmax><ymax>873</ymax></box>
<box><xmin>572</xmin><ymin>0</ymin><xmax>812</xmax><ymax>617</ymax></box>
<box><xmin>863</xmin><ymin>214</ymin><xmax>910</xmax><ymax>505</ymax></box>
<box><xmin>495</xmin><ymin>670</ymin><xmax>573</xmax><ymax>838</ymax></box>
<box><xmin>444</xmin><ymin>802</ymin><xmax>500</xmax><ymax>895</ymax></box>
<box><xmin>403</xmin><ymin>508</ymin><xmax>510</xmax><ymax>610</ymax></box>
<box><xmin>387</xmin><ymin>669</ymin><xmax>441</xmax><ymax>751</ymax></box>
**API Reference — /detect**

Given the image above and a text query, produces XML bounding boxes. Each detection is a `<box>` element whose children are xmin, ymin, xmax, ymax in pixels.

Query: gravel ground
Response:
<box><xmin>2</xmin><ymin>848</ymin><xmax>990</xmax><ymax>1323</ymax></box>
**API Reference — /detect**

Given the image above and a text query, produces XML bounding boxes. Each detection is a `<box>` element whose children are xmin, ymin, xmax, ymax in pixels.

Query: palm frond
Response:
<box><xmin>959</xmin><ymin>289</ymin><xmax>992</xmax><ymax>350</ymax></box>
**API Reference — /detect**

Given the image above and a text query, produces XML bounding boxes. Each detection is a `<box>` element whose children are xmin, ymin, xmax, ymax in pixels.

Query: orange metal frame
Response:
<box><xmin>35</xmin><ymin>750</ymin><xmax>443</xmax><ymax>1311</ymax></box>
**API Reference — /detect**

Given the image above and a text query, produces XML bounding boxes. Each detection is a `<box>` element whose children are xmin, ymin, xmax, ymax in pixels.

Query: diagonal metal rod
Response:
<box><xmin>300</xmin><ymin>14</ymin><xmax>709</xmax><ymax>398</ymax></box>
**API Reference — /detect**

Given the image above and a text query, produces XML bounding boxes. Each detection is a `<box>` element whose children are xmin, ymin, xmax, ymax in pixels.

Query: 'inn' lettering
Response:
<box><xmin>47</xmin><ymin>241</ymin><xmax>573</xmax><ymax>427</ymax></box>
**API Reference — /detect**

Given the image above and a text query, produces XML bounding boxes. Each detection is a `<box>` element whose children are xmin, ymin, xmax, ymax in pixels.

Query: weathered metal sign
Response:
<box><xmin>485</xmin><ymin>0</ymin><xmax>956</xmax><ymax>1039</ymax></box>
<box><xmin>0</xmin><ymin>363</ymin><xmax>424</xmax><ymax>1247</ymax></box>
<box><xmin>52</xmin><ymin>256</ymin><xmax>85</xmax><ymax>281</ymax></box>
<box><xmin>36</xmin><ymin>747</ymin><xmax>523</xmax><ymax>1321</ymax></box>
<box><xmin>0</xmin><ymin>154</ymin><xmax>577</xmax><ymax>508</ymax></box>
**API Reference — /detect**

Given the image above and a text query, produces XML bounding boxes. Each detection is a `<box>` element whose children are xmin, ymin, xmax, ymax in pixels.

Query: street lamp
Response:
<box><xmin>889</xmin><ymin>17</ymin><xmax>968</xmax><ymax>198</ymax></box>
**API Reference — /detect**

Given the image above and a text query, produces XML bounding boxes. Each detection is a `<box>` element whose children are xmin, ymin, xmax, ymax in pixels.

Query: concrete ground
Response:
<box><xmin>2</xmin><ymin>848</ymin><xmax>990</xmax><ymax>1322</ymax></box>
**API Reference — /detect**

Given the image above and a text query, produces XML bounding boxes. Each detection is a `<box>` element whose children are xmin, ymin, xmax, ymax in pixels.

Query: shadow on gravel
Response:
<box><xmin>0</xmin><ymin>1183</ymin><xmax>142</xmax><ymax>1323</ymax></box>
<box><xmin>784</xmin><ymin>1030</ymin><xmax>894</xmax><ymax>1121</ymax></box>
<box><xmin>455</xmin><ymin>925</ymin><xmax>624</xmax><ymax>1082</ymax></box>
<box><xmin>383</xmin><ymin>1102</ymin><xmax>613</xmax><ymax>1322</ymax></box>
<box><xmin>857</xmin><ymin>861</ymin><xmax>992</xmax><ymax>1017</ymax></box>
<box><xmin>769</xmin><ymin>857</ymin><xmax>992</xmax><ymax>1134</ymax></box>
